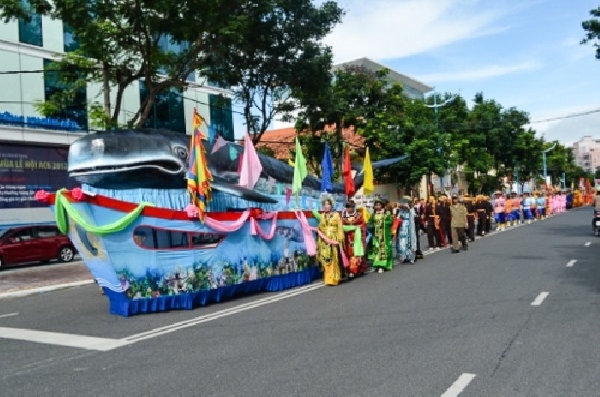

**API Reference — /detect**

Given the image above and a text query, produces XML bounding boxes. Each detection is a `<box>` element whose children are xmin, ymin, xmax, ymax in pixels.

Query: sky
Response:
<box><xmin>232</xmin><ymin>0</ymin><xmax>600</xmax><ymax>147</ymax></box>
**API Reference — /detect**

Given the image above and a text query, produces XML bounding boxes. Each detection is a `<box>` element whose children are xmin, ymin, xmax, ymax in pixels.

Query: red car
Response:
<box><xmin>0</xmin><ymin>224</ymin><xmax>77</xmax><ymax>269</ymax></box>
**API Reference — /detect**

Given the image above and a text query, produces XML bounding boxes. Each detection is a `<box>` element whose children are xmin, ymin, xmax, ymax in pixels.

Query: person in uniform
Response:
<box><xmin>537</xmin><ymin>192</ymin><xmax>546</xmax><ymax>219</ymax></box>
<box><xmin>484</xmin><ymin>195</ymin><xmax>493</xmax><ymax>233</ymax></box>
<box><xmin>475</xmin><ymin>194</ymin><xmax>488</xmax><ymax>236</ymax></box>
<box><xmin>522</xmin><ymin>191</ymin><xmax>533</xmax><ymax>224</ymax></box>
<box><xmin>463</xmin><ymin>193</ymin><xmax>476</xmax><ymax>242</ymax></box>
<box><xmin>438</xmin><ymin>193</ymin><xmax>452</xmax><ymax>246</ymax></box>
<box><xmin>450</xmin><ymin>195</ymin><xmax>468</xmax><ymax>253</ymax></box>
<box><xmin>531</xmin><ymin>191</ymin><xmax>538</xmax><ymax>221</ymax></box>
<box><xmin>425</xmin><ymin>196</ymin><xmax>441</xmax><ymax>250</ymax></box>
<box><xmin>505</xmin><ymin>192</ymin><xmax>513</xmax><ymax>226</ymax></box>
<box><xmin>511</xmin><ymin>192</ymin><xmax>521</xmax><ymax>225</ymax></box>
<box><xmin>493</xmin><ymin>191</ymin><xmax>505</xmax><ymax>231</ymax></box>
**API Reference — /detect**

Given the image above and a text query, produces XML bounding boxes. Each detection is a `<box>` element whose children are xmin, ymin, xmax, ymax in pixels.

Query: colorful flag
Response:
<box><xmin>292</xmin><ymin>138</ymin><xmax>308</xmax><ymax>195</ymax></box>
<box><xmin>285</xmin><ymin>187</ymin><xmax>292</xmax><ymax>205</ymax></box>
<box><xmin>187</xmin><ymin>108</ymin><xmax>212</xmax><ymax>221</ymax></box>
<box><xmin>320</xmin><ymin>142</ymin><xmax>333</xmax><ymax>192</ymax></box>
<box><xmin>211</xmin><ymin>135</ymin><xmax>227</xmax><ymax>154</ymax></box>
<box><xmin>239</xmin><ymin>133</ymin><xmax>263</xmax><ymax>189</ymax></box>
<box><xmin>362</xmin><ymin>147</ymin><xmax>374</xmax><ymax>195</ymax></box>
<box><xmin>288</xmin><ymin>159</ymin><xmax>295</xmax><ymax>167</ymax></box>
<box><xmin>343</xmin><ymin>146</ymin><xmax>356</xmax><ymax>197</ymax></box>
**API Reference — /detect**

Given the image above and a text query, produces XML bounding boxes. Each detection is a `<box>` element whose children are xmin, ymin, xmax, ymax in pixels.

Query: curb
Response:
<box><xmin>0</xmin><ymin>280</ymin><xmax>95</xmax><ymax>300</ymax></box>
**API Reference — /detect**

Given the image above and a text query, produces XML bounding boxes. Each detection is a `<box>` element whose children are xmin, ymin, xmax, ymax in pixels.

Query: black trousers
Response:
<box><xmin>466</xmin><ymin>215</ymin><xmax>475</xmax><ymax>241</ymax></box>
<box><xmin>477</xmin><ymin>211</ymin><xmax>486</xmax><ymax>235</ymax></box>
<box><xmin>444</xmin><ymin>221</ymin><xmax>452</xmax><ymax>244</ymax></box>
<box><xmin>427</xmin><ymin>218</ymin><xmax>439</xmax><ymax>248</ymax></box>
<box><xmin>485</xmin><ymin>214</ymin><xmax>491</xmax><ymax>233</ymax></box>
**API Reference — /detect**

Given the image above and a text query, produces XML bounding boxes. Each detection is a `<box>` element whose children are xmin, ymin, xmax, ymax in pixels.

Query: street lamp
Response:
<box><xmin>425</xmin><ymin>90</ymin><xmax>459</xmax><ymax>194</ymax></box>
<box><xmin>542</xmin><ymin>143</ymin><xmax>556</xmax><ymax>186</ymax></box>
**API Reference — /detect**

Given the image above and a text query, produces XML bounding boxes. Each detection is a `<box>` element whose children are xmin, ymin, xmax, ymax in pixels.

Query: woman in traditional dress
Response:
<box><xmin>317</xmin><ymin>196</ymin><xmax>345</xmax><ymax>286</ymax></box>
<box><xmin>368</xmin><ymin>199</ymin><xmax>394</xmax><ymax>273</ymax></box>
<box><xmin>342</xmin><ymin>200</ymin><xmax>367</xmax><ymax>278</ymax></box>
<box><xmin>396</xmin><ymin>196</ymin><xmax>417</xmax><ymax>264</ymax></box>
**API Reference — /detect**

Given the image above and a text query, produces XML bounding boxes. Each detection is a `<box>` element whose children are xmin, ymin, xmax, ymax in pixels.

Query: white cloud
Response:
<box><xmin>324</xmin><ymin>0</ymin><xmax>513</xmax><ymax>63</ymax></box>
<box><xmin>416</xmin><ymin>61</ymin><xmax>542</xmax><ymax>83</ymax></box>
<box><xmin>528</xmin><ymin>105</ymin><xmax>600</xmax><ymax>146</ymax></box>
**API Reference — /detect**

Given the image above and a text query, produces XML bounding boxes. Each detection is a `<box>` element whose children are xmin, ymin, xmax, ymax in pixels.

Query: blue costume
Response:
<box><xmin>523</xmin><ymin>195</ymin><xmax>532</xmax><ymax>221</ymax></box>
<box><xmin>537</xmin><ymin>196</ymin><xmax>546</xmax><ymax>218</ymax></box>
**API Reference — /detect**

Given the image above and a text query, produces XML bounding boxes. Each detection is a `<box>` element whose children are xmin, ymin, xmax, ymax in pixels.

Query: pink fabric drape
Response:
<box><xmin>294</xmin><ymin>211</ymin><xmax>349</xmax><ymax>268</ymax></box>
<box><xmin>205</xmin><ymin>210</ymin><xmax>251</xmax><ymax>233</ymax></box>
<box><xmin>239</xmin><ymin>133</ymin><xmax>263</xmax><ymax>190</ymax></box>
<box><xmin>250</xmin><ymin>212</ymin><xmax>278</xmax><ymax>240</ymax></box>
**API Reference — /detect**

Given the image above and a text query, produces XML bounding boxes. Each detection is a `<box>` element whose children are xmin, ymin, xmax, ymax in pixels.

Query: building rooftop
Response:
<box><xmin>255</xmin><ymin>126</ymin><xmax>365</xmax><ymax>160</ymax></box>
<box><xmin>332</xmin><ymin>57</ymin><xmax>433</xmax><ymax>94</ymax></box>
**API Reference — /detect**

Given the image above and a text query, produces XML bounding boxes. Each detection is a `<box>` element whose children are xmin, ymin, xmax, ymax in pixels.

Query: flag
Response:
<box><xmin>237</xmin><ymin>153</ymin><xmax>244</xmax><ymax>175</ymax></box>
<box><xmin>187</xmin><ymin>108</ymin><xmax>212</xmax><ymax>221</ymax></box>
<box><xmin>362</xmin><ymin>147</ymin><xmax>374</xmax><ymax>195</ymax></box>
<box><xmin>320</xmin><ymin>142</ymin><xmax>333</xmax><ymax>192</ymax></box>
<box><xmin>292</xmin><ymin>137</ymin><xmax>308</xmax><ymax>195</ymax></box>
<box><xmin>211</xmin><ymin>135</ymin><xmax>227</xmax><ymax>154</ymax></box>
<box><xmin>343</xmin><ymin>146</ymin><xmax>356</xmax><ymax>197</ymax></box>
<box><xmin>288</xmin><ymin>159</ymin><xmax>295</xmax><ymax>167</ymax></box>
<box><xmin>239</xmin><ymin>134</ymin><xmax>263</xmax><ymax>189</ymax></box>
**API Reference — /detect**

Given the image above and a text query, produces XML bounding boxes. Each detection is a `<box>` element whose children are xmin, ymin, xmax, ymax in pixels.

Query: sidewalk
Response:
<box><xmin>0</xmin><ymin>261</ymin><xmax>94</xmax><ymax>295</ymax></box>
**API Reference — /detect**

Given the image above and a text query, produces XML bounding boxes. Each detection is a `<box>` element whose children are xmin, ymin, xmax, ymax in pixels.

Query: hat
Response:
<box><xmin>345</xmin><ymin>200</ymin><xmax>356</xmax><ymax>207</ymax></box>
<box><xmin>439</xmin><ymin>193</ymin><xmax>447</xmax><ymax>198</ymax></box>
<box><xmin>463</xmin><ymin>194</ymin><xmax>471</xmax><ymax>201</ymax></box>
<box><xmin>399</xmin><ymin>195</ymin><xmax>411</xmax><ymax>205</ymax></box>
<box><xmin>451</xmin><ymin>195</ymin><xmax>459</xmax><ymax>200</ymax></box>
<box><xmin>320</xmin><ymin>193</ymin><xmax>335</xmax><ymax>205</ymax></box>
<box><xmin>373</xmin><ymin>198</ymin><xmax>385</xmax><ymax>205</ymax></box>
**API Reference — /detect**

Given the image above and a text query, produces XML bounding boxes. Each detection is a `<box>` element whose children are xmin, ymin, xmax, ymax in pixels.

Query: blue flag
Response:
<box><xmin>320</xmin><ymin>142</ymin><xmax>334</xmax><ymax>192</ymax></box>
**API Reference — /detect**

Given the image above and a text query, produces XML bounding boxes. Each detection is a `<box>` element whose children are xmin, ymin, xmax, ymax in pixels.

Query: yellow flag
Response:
<box><xmin>363</xmin><ymin>147</ymin><xmax>374</xmax><ymax>195</ymax></box>
<box><xmin>288</xmin><ymin>159</ymin><xmax>295</xmax><ymax>167</ymax></box>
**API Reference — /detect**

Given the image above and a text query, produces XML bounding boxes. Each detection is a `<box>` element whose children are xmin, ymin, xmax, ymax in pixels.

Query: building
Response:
<box><xmin>0</xmin><ymin>9</ymin><xmax>235</xmax><ymax>226</ymax></box>
<box><xmin>573</xmin><ymin>136</ymin><xmax>600</xmax><ymax>173</ymax></box>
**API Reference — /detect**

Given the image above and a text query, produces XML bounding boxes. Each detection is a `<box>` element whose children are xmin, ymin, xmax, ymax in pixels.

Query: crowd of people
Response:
<box><xmin>315</xmin><ymin>190</ymin><xmax>578</xmax><ymax>286</ymax></box>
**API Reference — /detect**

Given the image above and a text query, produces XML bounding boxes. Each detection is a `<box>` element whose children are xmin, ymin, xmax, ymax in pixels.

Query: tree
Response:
<box><xmin>581</xmin><ymin>6</ymin><xmax>600</xmax><ymax>59</ymax></box>
<box><xmin>204</xmin><ymin>0</ymin><xmax>344</xmax><ymax>144</ymax></box>
<box><xmin>0</xmin><ymin>0</ymin><xmax>305</xmax><ymax>129</ymax></box>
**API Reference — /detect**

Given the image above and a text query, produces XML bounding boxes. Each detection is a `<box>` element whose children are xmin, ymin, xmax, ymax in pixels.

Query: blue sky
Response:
<box><xmin>233</xmin><ymin>0</ymin><xmax>600</xmax><ymax>146</ymax></box>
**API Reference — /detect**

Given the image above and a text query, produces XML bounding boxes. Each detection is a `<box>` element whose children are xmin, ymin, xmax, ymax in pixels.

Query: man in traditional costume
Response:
<box><xmin>450</xmin><ymin>195</ymin><xmax>468</xmax><ymax>253</ymax></box>
<box><xmin>463</xmin><ymin>194</ymin><xmax>476</xmax><ymax>242</ymax></box>
<box><xmin>395</xmin><ymin>196</ymin><xmax>417</xmax><ymax>264</ymax></box>
<box><xmin>342</xmin><ymin>200</ymin><xmax>367</xmax><ymax>278</ymax></box>
<box><xmin>316</xmin><ymin>195</ymin><xmax>345</xmax><ymax>286</ymax></box>
<box><xmin>368</xmin><ymin>199</ymin><xmax>394</xmax><ymax>273</ymax></box>
<box><xmin>425</xmin><ymin>196</ymin><xmax>443</xmax><ymax>250</ymax></box>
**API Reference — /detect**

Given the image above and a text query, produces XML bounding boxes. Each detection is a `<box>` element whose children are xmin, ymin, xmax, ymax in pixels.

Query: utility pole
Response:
<box><xmin>425</xmin><ymin>90</ymin><xmax>459</xmax><ymax>195</ymax></box>
<box><xmin>542</xmin><ymin>143</ymin><xmax>556</xmax><ymax>185</ymax></box>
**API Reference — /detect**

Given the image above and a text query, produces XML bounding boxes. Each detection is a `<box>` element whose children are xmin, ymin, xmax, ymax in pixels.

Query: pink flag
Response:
<box><xmin>211</xmin><ymin>135</ymin><xmax>227</xmax><ymax>154</ymax></box>
<box><xmin>285</xmin><ymin>187</ymin><xmax>292</xmax><ymax>205</ymax></box>
<box><xmin>239</xmin><ymin>133</ymin><xmax>263</xmax><ymax>189</ymax></box>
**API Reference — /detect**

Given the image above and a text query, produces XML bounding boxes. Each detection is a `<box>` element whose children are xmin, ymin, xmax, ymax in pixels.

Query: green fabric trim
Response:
<box><xmin>54</xmin><ymin>189</ymin><xmax>153</xmax><ymax>235</ymax></box>
<box><xmin>342</xmin><ymin>225</ymin><xmax>364</xmax><ymax>256</ymax></box>
<box><xmin>312</xmin><ymin>210</ymin><xmax>321</xmax><ymax>220</ymax></box>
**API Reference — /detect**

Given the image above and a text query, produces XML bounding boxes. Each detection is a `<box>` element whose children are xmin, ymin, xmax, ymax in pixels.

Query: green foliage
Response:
<box><xmin>581</xmin><ymin>6</ymin><xmax>600</xmax><ymax>59</ymax></box>
<box><xmin>203</xmin><ymin>0</ymin><xmax>344</xmax><ymax>144</ymax></box>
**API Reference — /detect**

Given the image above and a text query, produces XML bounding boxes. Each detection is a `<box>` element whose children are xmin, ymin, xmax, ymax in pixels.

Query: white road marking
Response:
<box><xmin>566</xmin><ymin>260</ymin><xmax>577</xmax><ymax>268</ymax></box>
<box><xmin>531</xmin><ymin>292</ymin><xmax>549</xmax><ymax>306</ymax></box>
<box><xmin>0</xmin><ymin>312</ymin><xmax>18</xmax><ymax>318</ymax></box>
<box><xmin>124</xmin><ymin>282</ymin><xmax>324</xmax><ymax>343</ymax></box>
<box><xmin>0</xmin><ymin>282</ymin><xmax>326</xmax><ymax>351</ymax></box>
<box><xmin>585</xmin><ymin>242</ymin><xmax>591</xmax><ymax>247</ymax></box>
<box><xmin>0</xmin><ymin>326</ymin><xmax>131</xmax><ymax>351</ymax></box>
<box><xmin>441</xmin><ymin>373</ymin><xmax>476</xmax><ymax>397</ymax></box>
<box><xmin>0</xmin><ymin>280</ymin><xmax>94</xmax><ymax>300</ymax></box>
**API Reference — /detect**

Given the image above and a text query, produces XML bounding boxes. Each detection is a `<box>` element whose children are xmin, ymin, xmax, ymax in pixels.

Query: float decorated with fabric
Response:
<box><xmin>34</xmin><ymin>110</ymin><xmax>400</xmax><ymax>317</ymax></box>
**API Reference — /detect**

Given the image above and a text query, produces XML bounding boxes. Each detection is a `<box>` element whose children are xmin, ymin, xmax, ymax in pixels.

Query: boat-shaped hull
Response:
<box><xmin>46</xmin><ymin>190</ymin><xmax>321</xmax><ymax>317</ymax></box>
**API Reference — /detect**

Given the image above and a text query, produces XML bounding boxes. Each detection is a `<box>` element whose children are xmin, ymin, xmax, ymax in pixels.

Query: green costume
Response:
<box><xmin>368</xmin><ymin>210</ymin><xmax>393</xmax><ymax>271</ymax></box>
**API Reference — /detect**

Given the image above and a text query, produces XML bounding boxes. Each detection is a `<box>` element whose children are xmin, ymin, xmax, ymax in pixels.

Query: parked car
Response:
<box><xmin>0</xmin><ymin>224</ymin><xmax>77</xmax><ymax>269</ymax></box>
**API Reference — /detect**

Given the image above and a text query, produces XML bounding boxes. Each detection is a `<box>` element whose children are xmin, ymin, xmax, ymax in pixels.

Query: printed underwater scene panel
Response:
<box><xmin>60</xmin><ymin>203</ymin><xmax>319</xmax><ymax>301</ymax></box>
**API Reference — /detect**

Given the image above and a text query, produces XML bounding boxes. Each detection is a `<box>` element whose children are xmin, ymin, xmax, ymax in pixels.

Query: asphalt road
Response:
<box><xmin>0</xmin><ymin>208</ymin><xmax>598</xmax><ymax>396</ymax></box>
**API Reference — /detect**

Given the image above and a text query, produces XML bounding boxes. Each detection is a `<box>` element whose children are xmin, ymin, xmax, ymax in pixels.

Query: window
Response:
<box><xmin>209</xmin><ymin>94</ymin><xmax>234</xmax><ymax>141</ymax></box>
<box><xmin>18</xmin><ymin>0</ymin><xmax>43</xmax><ymax>46</ymax></box>
<box><xmin>43</xmin><ymin>59</ymin><xmax>88</xmax><ymax>130</ymax></box>
<box><xmin>157</xmin><ymin>34</ymin><xmax>196</xmax><ymax>82</ymax></box>
<box><xmin>133</xmin><ymin>226</ymin><xmax>227</xmax><ymax>250</ymax></box>
<box><xmin>139</xmin><ymin>81</ymin><xmax>185</xmax><ymax>133</ymax></box>
<box><xmin>37</xmin><ymin>226</ymin><xmax>60</xmax><ymax>238</ymax></box>
<box><xmin>63</xmin><ymin>23</ymin><xmax>79</xmax><ymax>52</ymax></box>
<box><xmin>11</xmin><ymin>227</ymin><xmax>34</xmax><ymax>242</ymax></box>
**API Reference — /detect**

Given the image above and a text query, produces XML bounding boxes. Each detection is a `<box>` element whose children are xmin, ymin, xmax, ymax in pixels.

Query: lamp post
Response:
<box><xmin>425</xmin><ymin>90</ymin><xmax>459</xmax><ymax>194</ymax></box>
<box><xmin>542</xmin><ymin>143</ymin><xmax>556</xmax><ymax>187</ymax></box>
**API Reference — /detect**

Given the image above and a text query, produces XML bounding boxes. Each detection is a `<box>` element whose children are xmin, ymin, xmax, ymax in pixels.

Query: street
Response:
<box><xmin>0</xmin><ymin>208</ymin><xmax>598</xmax><ymax>396</ymax></box>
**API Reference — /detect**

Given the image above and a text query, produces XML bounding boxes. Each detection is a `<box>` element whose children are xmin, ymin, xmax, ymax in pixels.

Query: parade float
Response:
<box><xmin>35</xmin><ymin>112</ymin><xmax>402</xmax><ymax>317</ymax></box>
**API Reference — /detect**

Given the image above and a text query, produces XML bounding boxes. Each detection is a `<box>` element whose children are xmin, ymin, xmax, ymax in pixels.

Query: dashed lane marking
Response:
<box><xmin>441</xmin><ymin>373</ymin><xmax>477</xmax><ymax>397</ymax></box>
<box><xmin>531</xmin><ymin>291</ymin><xmax>549</xmax><ymax>306</ymax></box>
<box><xmin>566</xmin><ymin>260</ymin><xmax>577</xmax><ymax>268</ymax></box>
